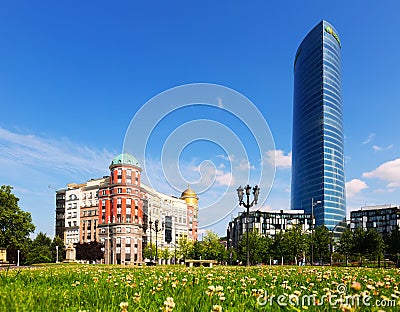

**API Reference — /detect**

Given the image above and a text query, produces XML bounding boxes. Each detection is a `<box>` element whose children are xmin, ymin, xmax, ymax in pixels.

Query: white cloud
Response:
<box><xmin>195</xmin><ymin>163</ymin><xmax>234</xmax><ymax>187</ymax></box>
<box><xmin>0</xmin><ymin>127</ymin><xmax>114</xmax><ymax>176</ymax></box>
<box><xmin>363</xmin><ymin>158</ymin><xmax>400</xmax><ymax>188</ymax></box>
<box><xmin>372</xmin><ymin>144</ymin><xmax>393</xmax><ymax>151</ymax></box>
<box><xmin>362</xmin><ymin>133</ymin><xmax>375</xmax><ymax>144</ymax></box>
<box><xmin>215</xmin><ymin>170</ymin><xmax>234</xmax><ymax>186</ymax></box>
<box><xmin>217</xmin><ymin>97</ymin><xmax>224</xmax><ymax>108</ymax></box>
<box><xmin>236</xmin><ymin>159</ymin><xmax>255</xmax><ymax>171</ymax></box>
<box><xmin>265</xmin><ymin>150</ymin><xmax>292</xmax><ymax>169</ymax></box>
<box><xmin>345</xmin><ymin>179</ymin><xmax>368</xmax><ymax>198</ymax></box>
<box><xmin>216</xmin><ymin>154</ymin><xmax>235</xmax><ymax>162</ymax></box>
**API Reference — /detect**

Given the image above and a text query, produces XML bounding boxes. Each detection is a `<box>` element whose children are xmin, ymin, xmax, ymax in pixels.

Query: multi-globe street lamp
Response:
<box><xmin>236</xmin><ymin>184</ymin><xmax>260</xmax><ymax>266</ymax></box>
<box><xmin>228</xmin><ymin>238</ymin><xmax>233</xmax><ymax>266</ymax></box>
<box><xmin>149</xmin><ymin>219</ymin><xmax>164</xmax><ymax>264</ymax></box>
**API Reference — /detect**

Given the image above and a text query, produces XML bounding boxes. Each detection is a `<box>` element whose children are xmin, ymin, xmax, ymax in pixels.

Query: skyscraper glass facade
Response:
<box><xmin>291</xmin><ymin>20</ymin><xmax>346</xmax><ymax>232</ymax></box>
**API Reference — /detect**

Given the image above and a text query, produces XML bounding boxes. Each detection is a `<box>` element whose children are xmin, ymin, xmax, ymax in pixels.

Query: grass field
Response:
<box><xmin>0</xmin><ymin>264</ymin><xmax>399</xmax><ymax>311</ymax></box>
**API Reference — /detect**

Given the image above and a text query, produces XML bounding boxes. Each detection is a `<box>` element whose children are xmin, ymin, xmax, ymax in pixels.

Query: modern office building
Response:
<box><xmin>227</xmin><ymin>209</ymin><xmax>313</xmax><ymax>251</ymax></box>
<box><xmin>291</xmin><ymin>20</ymin><xmax>346</xmax><ymax>233</ymax></box>
<box><xmin>350</xmin><ymin>205</ymin><xmax>400</xmax><ymax>237</ymax></box>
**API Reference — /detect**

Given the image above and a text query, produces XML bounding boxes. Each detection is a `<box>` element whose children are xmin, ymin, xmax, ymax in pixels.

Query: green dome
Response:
<box><xmin>110</xmin><ymin>153</ymin><xmax>141</xmax><ymax>167</ymax></box>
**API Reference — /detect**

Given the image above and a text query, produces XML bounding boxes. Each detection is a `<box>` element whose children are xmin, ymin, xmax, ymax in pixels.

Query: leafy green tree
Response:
<box><xmin>75</xmin><ymin>241</ymin><xmax>104</xmax><ymax>262</ymax></box>
<box><xmin>259</xmin><ymin>235</ymin><xmax>273</xmax><ymax>264</ymax></box>
<box><xmin>283</xmin><ymin>225</ymin><xmax>307</xmax><ymax>264</ymax></box>
<box><xmin>0</xmin><ymin>185</ymin><xmax>35</xmax><ymax>262</ymax></box>
<box><xmin>177</xmin><ymin>234</ymin><xmax>193</xmax><ymax>261</ymax></box>
<box><xmin>386</xmin><ymin>226</ymin><xmax>400</xmax><ymax>267</ymax></box>
<box><xmin>143</xmin><ymin>243</ymin><xmax>156</xmax><ymax>260</ymax></box>
<box><xmin>237</xmin><ymin>230</ymin><xmax>273</xmax><ymax>265</ymax></box>
<box><xmin>25</xmin><ymin>232</ymin><xmax>52</xmax><ymax>265</ymax></box>
<box><xmin>191</xmin><ymin>241</ymin><xmax>204</xmax><ymax>260</ymax></box>
<box><xmin>337</xmin><ymin>228</ymin><xmax>354</xmax><ymax>266</ymax></box>
<box><xmin>313</xmin><ymin>225</ymin><xmax>330</xmax><ymax>264</ymax></box>
<box><xmin>50</xmin><ymin>235</ymin><xmax>65</xmax><ymax>262</ymax></box>
<box><xmin>364</xmin><ymin>228</ymin><xmax>385</xmax><ymax>266</ymax></box>
<box><xmin>160</xmin><ymin>246</ymin><xmax>171</xmax><ymax>260</ymax></box>
<box><xmin>202</xmin><ymin>230</ymin><xmax>225</xmax><ymax>261</ymax></box>
<box><xmin>272</xmin><ymin>231</ymin><xmax>286</xmax><ymax>263</ymax></box>
<box><xmin>352</xmin><ymin>227</ymin><xmax>366</xmax><ymax>265</ymax></box>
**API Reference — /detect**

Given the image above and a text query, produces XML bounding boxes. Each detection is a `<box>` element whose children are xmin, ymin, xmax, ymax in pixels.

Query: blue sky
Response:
<box><xmin>1</xmin><ymin>1</ymin><xmax>399</xmax><ymax>237</ymax></box>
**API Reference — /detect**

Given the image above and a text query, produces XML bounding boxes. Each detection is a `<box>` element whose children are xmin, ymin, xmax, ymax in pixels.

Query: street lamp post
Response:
<box><xmin>149</xmin><ymin>219</ymin><xmax>164</xmax><ymax>264</ymax></box>
<box><xmin>149</xmin><ymin>219</ymin><xmax>153</xmax><ymax>262</ymax></box>
<box><xmin>170</xmin><ymin>242</ymin><xmax>177</xmax><ymax>265</ymax></box>
<box><xmin>228</xmin><ymin>238</ymin><xmax>232</xmax><ymax>266</ymax></box>
<box><xmin>17</xmin><ymin>250</ymin><xmax>20</xmax><ymax>267</ymax></box>
<box><xmin>311</xmin><ymin>198</ymin><xmax>321</xmax><ymax>265</ymax></box>
<box><xmin>107</xmin><ymin>224</ymin><xmax>112</xmax><ymax>265</ymax></box>
<box><xmin>237</xmin><ymin>184</ymin><xmax>260</xmax><ymax>266</ymax></box>
<box><xmin>56</xmin><ymin>246</ymin><xmax>59</xmax><ymax>263</ymax></box>
<box><xmin>330</xmin><ymin>222</ymin><xmax>343</xmax><ymax>266</ymax></box>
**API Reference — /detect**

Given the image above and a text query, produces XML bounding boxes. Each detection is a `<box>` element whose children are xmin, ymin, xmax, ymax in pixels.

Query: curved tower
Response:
<box><xmin>98</xmin><ymin>153</ymin><xmax>144</xmax><ymax>264</ymax></box>
<box><xmin>291</xmin><ymin>21</ymin><xmax>346</xmax><ymax>233</ymax></box>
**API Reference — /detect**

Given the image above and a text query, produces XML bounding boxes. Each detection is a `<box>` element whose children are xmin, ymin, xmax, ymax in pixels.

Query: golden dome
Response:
<box><xmin>180</xmin><ymin>185</ymin><xmax>198</xmax><ymax>204</ymax></box>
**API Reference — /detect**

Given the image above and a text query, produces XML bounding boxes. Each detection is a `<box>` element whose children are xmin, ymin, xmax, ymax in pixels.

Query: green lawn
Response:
<box><xmin>0</xmin><ymin>265</ymin><xmax>399</xmax><ymax>311</ymax></box>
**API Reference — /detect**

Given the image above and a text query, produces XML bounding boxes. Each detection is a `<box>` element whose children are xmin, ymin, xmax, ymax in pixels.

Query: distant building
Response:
<box><xmin>55</xmin><ymin>189</ymin><xmax>66</xmax><ymax>239</ymax></box>
<box><xmin>65</xmin><ymin>184</ymin><xmax>83</xmax><ymax>244</ymax></box>
<box><xmin>291</xmin><ymin>20</ymin><xmax>346</xmax><ymax>233</ymax></box>
<box><xmin>55</xmin><ymin>153</ymin><xmax>198</xmax><ymax>264</ymax></box>
<box><xmin>80</xmin><ymin>178</ymin><xmax>106</xmax><ymax>243</ymax></box>
<box><xmin>227</xmin><ymin>209</ymin><xmax>313</xmax><ymax>250</ymax></box>
<box><xmin>179</xmin><ymin>185</ymin><xmax>199</xmax><ymax>241</ymax></box>
<box><xmin>142</xmin><ymin>184</ymin><xmax>198</xmax><ymax>248</ymax></box>
<box><xmin>350</xmin><ymin>205</ymin><xmax>400</xmax><ymax>236</ymax></box>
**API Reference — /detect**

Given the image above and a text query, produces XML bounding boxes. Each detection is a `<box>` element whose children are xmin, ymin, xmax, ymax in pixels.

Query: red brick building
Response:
<box><xmin>97</xmin><ymin>153</ymin><xmax>145</xmax><ymax>264</ymax></box>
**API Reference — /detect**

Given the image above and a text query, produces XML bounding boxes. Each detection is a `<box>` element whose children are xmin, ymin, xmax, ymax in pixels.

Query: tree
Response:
<box><xmin>143</xmin><ymin>243</ymin><xmax>156</xmax><ymax>260</ymax></box>
<box><xmin>386</xmin><ymin>226</ymin><xmax>400</xmax><ymax>267</ymax></box>
<box><xmin>283</xmin><ymin>225</ymin><xmax>307</xmax><ymax>264</ymax></box>
<box><xmin>364</xmin><ymin>229</ymin><xmax>385</xmax><ymax>266</ymax></box>
<box><xmin>0</xmin><ymin>185</ymin><xmax>35</xmax><ymax>261</ymax></box>
<box><xmin>202</xmin><ymin>230</ymin><xmax>225</xmax><ymax>261</ymax></box>
<box><xmin>237</xmin><ymin>230</ymin><xmax>273</xmax><ymax>265</ymax></box>
<box><xmin>191</xmin><ymin>241</ymin><xmax>204</xmax><ymax>260</ymax></box>
<box><xmin>272</xmin><ymin>231</ymin><xmax>286</xmax><ymax>264</ymax></box>
<box><xmin>313</xmin><ymin>225</ymin><xmax>330</xmax><ymax>264</ymax></box>
<box><xmin>176</xmin><ymin>234</ymin><xmax>193</xmax><ymax>261</ymax></box>
<box><xmin>160</xmin><ymin>247</ymin><xmax>171</xmax><ymax>261</ymax></box>
<box><xmin>51</xmin><ymin>235</ymin><xmax>65</xmax><ymax>262</ymax></box>
<box><xmin>75</xmin><ymin>241</ymin><xmax>105</xmax><ymax>262</ymax></box>
<box><xmin>259</xmin><ymin>235</ymin><xmax>273</xmax><ymax>264</ymax></box>
<box><xmin>352</xmin><ymin>227</ymin><xmax>366</xmax><ymax>265</ymax></box>
<box><xmin>25</xmin><ymin>232</ymin><xmax>52</xmax><ymax>265</ymax></box>
<box><xmin>337</xmin><ymin>228</ymin><xmax>354</xmax><ymax>266</ymax></box>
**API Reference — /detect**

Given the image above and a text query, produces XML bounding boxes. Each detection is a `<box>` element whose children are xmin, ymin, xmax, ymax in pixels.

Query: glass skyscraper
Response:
<box><xmin>291</xmin><ymin>20</ymin><xmax>346</xmax><ymax>232</ymax></box>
